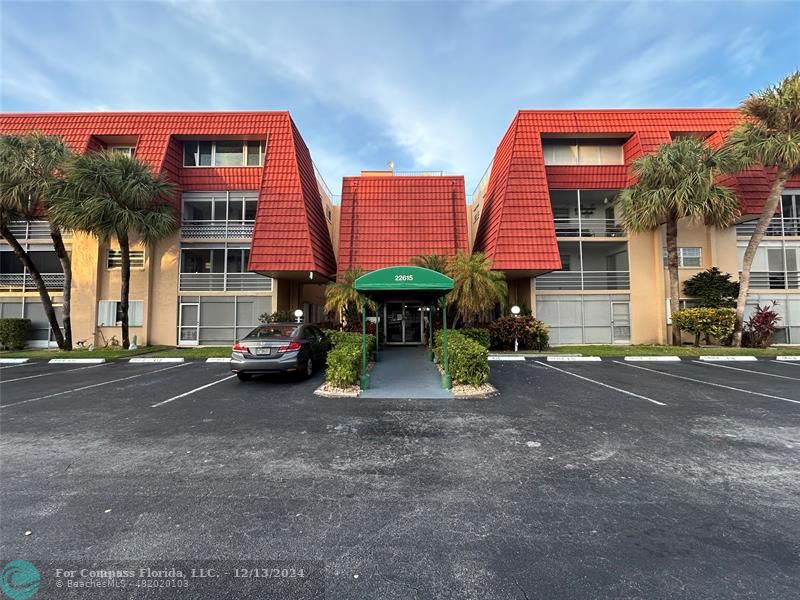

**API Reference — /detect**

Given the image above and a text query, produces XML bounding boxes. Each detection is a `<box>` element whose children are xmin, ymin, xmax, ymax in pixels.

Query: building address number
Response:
<box><xmin>394</xmin><ymin>274</ymin><xmax>414</xmax><ymax>281</ymax></box>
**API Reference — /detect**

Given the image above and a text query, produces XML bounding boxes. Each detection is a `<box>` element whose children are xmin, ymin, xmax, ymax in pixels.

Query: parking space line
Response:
<box><xmin>692</xmin><ymin>360</ymin><xmax>800</xmax><ymax>381</ymax></box>
<box><xmin>615</xmin><ymin>361</ymin><xmax>800</xmax><ymax>405</ymax></box>
<box><xmin>0</xmin><ymin>362</ymin><xmax>35</xmax><ymax>370</ymax></box>
<box><xmin>775</xmin><ymin>361</ymin><xmax>800</xmax><ymax>368</ymax></box>
<box><xmin>1</xmin><ymin>362</ymin><xmax>107</xmax><ymax>384</ymax></box>
<box><xmin>538</xmin><ymin>361</ymin><xmax>666</xmax><ymax>406</ymax></box>
<box><xmin>151</xmin><ymin>374</ymin><xmax>237</xmax><ymax>407</ymax></box>
<box><xmin>1</xmin><ymin>363</ymin><xmax>188</xmax><ymax>408</ymax></box>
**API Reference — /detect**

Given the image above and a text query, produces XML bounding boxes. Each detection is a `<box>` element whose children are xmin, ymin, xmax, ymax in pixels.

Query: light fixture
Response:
<box><xmin>294</xmin><ymin>309</ymin><xmax>303</xmax><ymax>323</ymax></box>
<box><xmin>511</xmin><ymin>305</ymin><xmax>521</xmax><ymax>316</ymax></box>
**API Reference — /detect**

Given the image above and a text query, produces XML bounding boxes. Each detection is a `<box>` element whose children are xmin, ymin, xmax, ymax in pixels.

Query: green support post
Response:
<box><xmin>374</xmin><ymin>303</ymin><xmax>381</xmax><ymax>362</ymax></box>
<box><xmin>441</xmin><ymin>300</ymin><xmax>451</xmax><ymax>389</ymax></box>
<box><xmin>427</xmin><ymin>305</ymin><xmax>434</xmax><ymax>361</ymax></box>
<box><xmin>360</xmin><ymin>300</ymin><xmax>370</xmax><ymax>390</ymax></box>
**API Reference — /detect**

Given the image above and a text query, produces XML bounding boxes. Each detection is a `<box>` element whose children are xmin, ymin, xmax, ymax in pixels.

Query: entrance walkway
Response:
<box><xmin>361</xmin><ymin>346</ymin><xmax>453</xmax><ymax>399</ymax></box>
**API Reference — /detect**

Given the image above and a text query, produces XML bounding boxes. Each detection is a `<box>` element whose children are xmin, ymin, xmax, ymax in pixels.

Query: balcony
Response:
<box><xmin>736</xmin><ymin>218</ymin><xmax>800</xmax><ymax>237</ymax></box>
<box><xmin>536</xmin><ymin>271</ymin><xmax>630</xmax><ymax>291</ymax></box>
<box><xmin>745</xmin><ymin>271</ymin><xmax>800</xmax><ymax>290</ymax></box>
<box><xmin>554</xmin><ymin>218</ymin><xmax>624</xmax><ymax>238</ymax></box>
<box><xmin>0</xmin><ymin>272</ymin><xmax>65</xmax><ymax>291</ymax></box>
<box><xmin>181</xmin><ymin>220</ymin><xmax>254</xmax><ymax>239</ymax></box>
<box><xmin>1</xmin><ymin>221</ymin><xmax>71</xmax><ymax>241</ymax></box>
<box><xmin>179</xmin><ymin>272</ymin><xmax>272</xmax><ymax>292</ymax></box>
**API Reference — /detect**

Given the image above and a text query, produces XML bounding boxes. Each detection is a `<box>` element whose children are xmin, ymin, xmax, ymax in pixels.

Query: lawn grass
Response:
<box><xmin>145</xmin><ymin>346</ymin><xmax>232</xmax><ymax>359</ymax></box>
<box><xmin>0</xmin><ymin>345</ymin><xmax>169</xmax><ymax>360</ymax></box>
<box><xmin>546</xmin><ymin>344</ymin><xmax>800</xmax><ymax>357</ymax></box>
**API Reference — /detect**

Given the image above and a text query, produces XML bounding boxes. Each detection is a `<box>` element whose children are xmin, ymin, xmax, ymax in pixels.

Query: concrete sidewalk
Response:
<box><xmin>361</xmin><ymin>345</ymin><xmax>452</xmax><ymax>399</ymax></box>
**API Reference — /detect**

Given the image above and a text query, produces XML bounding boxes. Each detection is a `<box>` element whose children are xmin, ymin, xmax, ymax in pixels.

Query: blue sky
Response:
<box><xmin>1</xmin><ymin>1</ymin><xmax>798</xmax><ymax>193</ymax></box>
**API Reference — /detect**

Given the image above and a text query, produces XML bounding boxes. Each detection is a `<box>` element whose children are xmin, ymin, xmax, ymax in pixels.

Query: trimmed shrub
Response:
<box><xmin>743</xmin><ymin>301</ymin><xmax>781</xmax><ymax>348</ymax></box>
<box><xmin>671</xmin><ymin>307</ymin><xmax>735</xmax><ymax>346</ymax></box>
<box><xmin>323</xmin><ymin>330</ymin><xmax>376</xmax><ymax>354</ymax></box>
<box><xmin>0</xmin><ymin>318</ymin><xmax>31</xmax><ymax>350</ymax></box>
<box><xmin>488</xmin><ymin>316</ymin><xmax>549</xmax><ymax>351</ymax></box>
<box><xmin>460</xmin><ymin>327</ymin><xmax>490</xmax><ymax>349</ymax></box>
<box><xmin>258</xmin><ymin>310</ymin><xmax>296</xmax><ymax>323</ymax></box>
<box><xmin>434</xmin><ymin>330</ymin><xmax>490</xmax><ymax>386</ymax></box>
<box><xmin>325</xmin><ymin>344</ymin><xmax>362</xmax><ymax>387</ymax></box>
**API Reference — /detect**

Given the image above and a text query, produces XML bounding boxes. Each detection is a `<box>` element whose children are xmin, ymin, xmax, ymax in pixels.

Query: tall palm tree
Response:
<box><xmin>0</xmin><ymin>133</ymin><xmax>75</xmax><ymax>350</ymax></box>
<box><xmin>50</xmin><ymin>151</ymin><xmax>177</xmax><ymax>349</ymax></box>
<box><xmin>446</xmin><ymin>251</ymin><xmax>507</xmax><ymax>326</ymax></box>
<box><xmin>616</xmin><ymin>137</ymin><xmax>740</xmax><ymax>345</ymax></box>
<box><xmin>411</xmin><ymin>253</ymin><xmax>448</xmax><ymax>273</ymax></box>
<box><xmin>724</xmin><ymin>71</ymin><xmax>800</xmax><ymax>346</ymax></box>
<box><xmin>324</xmin><ymin>267</ymin><xmax>373</xmax><ymax>326</ymax></box>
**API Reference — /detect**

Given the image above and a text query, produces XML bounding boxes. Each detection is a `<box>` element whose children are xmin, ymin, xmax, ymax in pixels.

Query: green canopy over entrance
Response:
<box><xmin>353</xmin><ymin>266</ymin><xmax>454</xmax><ymax>391</ymax></box>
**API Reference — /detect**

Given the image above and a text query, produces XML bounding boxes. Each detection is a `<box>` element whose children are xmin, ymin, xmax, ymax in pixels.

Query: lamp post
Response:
<box><xmin>511</xmin><ymin>305</ymin><xmax>520</xmax><ymax>352</ymax></box>
<box><xmin>294</xmin><ymin>309</ymin><xmax>303</xmax><ymax>324</ymax></box>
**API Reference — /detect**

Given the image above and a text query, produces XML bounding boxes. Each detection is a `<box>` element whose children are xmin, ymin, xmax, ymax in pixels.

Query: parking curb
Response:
<box><xmin>205</xmin><ymin>358</ymin><xmax>231</xmax><ymax>363</ymax></box>
<box><xmin>488</xmin><ymin>356</ymin><xmax>526</xmax><ymax>361</ymax></box>
<box><xmin>0</xmin><ymin>358</ymin><xmax>29</xmax><ymax>364</ymax></box>
<box><xmin>547</xmin><ymin>356</ymin><xmax>602</xmax><ymax>362</ymax></box>
<box><xmin>128</xmin><ymin>357</ymin><xmax>185</xmax><ymax>363</ymax></box>
<box><xmin>624</xmin><ymin>356</ymin><xmax>681</xmax><ymax>362</ymax></box>
<box><xmin>49</xmin><ymin>358</ymin><xmax>106</xmax><ymax>364</ymax></box>
<box><xmin>776</xmin><ymin>356</ymin><xmax>800</xmax><ymax>361</ymax></box>
<box><xmin>698</xmin><ymin>356</ymin><xmax>757</xmax><ymax>361</ymax></box>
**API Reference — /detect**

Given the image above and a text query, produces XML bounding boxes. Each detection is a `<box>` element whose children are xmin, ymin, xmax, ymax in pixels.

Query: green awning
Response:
<box><xmin>354</xmin><ymin>266</ymin><xmax>453</xmax><ymax>301</ymax></box>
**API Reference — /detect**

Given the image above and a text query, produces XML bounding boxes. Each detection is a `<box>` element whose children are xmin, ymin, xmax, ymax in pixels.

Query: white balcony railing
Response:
<box><xmin>0</xmin><ymin>272</ymin><xmax>65</xmax><ymax>291</ymax></box>
<box><xmin>554</xmin><ymin>218</ymin><xmax>625</xmax><ymax>238</ymax></box>
<box><xmin>745</xmin><ymin>271</ymin><xmax>800</xmax><ymax>290</ymax></box>
<box><xmin>181</xmin><ymin>220</ymin><xmax>254</xmax><ymax>239</ymax></box>
<box><xmin>736</xmin><ymin>217</ymin><xmax>800</xmax><ymax>237</ymax></box>
<box><xmin>1</xmin><ymin>221</ymin><xmax>71</xmax><ymax>241</ymax></box>
<box><xmin>536</xmin><ymin>270</ymin><xmax>630</xmax><ymax>291</ymax></box>
<box><xmin>179</xmin><ymin>272</ymin><xmax>272</xmax><ymax>292</ymax></box>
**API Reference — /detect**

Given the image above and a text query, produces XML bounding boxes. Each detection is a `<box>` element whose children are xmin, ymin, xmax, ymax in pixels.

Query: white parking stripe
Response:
<box><xmin>1</xmin><ymin>363</ymin><xmax>188</xmax><ymax>408</ymax></box>
<box><xmin>151</xmin><ymin>374</ymin><xmax>237</xmax><ymax>407</ymax></box>
<box><xmin>1</xmin><ymin>362</ymin><xmax>107</xmax><ymax>383</ymax></box>
<box><xmin>775</xmin><ymin>361</ymin><xmax>800</xmax><ymax>368</ymax></box>
<box><xmin>692</xmin><ymin>360</ymin><xmax>800</xmax><ymax>381</ymax></box>
<box><xmin>616</xmin><ymin>361</ymin><xmax>800</xmax><ymax>405</ymax></box>
<box><xmin>538</xmin><ymin>361</ymin><xmax>666</xmax><ymax>406</ymax></box>
<box><xmin>0</xmin><ymin>362</ymin><xmax>34</xmax><ymax>370</ymax></box>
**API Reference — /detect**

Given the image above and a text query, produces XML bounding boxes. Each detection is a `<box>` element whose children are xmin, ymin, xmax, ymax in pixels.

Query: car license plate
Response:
<box><xmin>254</xmin><ymin>347</ymin><xmax>271</xmax><ymax>356</ymax></box>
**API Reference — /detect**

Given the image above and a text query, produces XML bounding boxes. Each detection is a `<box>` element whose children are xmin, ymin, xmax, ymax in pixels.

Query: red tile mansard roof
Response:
<box><xmin>337</xmin><ymin>175</ymin><xmax>468</xmax><ymax>273</ymax></box>
<box><xmin>0</xmin><ymin>111</ymin><xmax>337</xmax><ymax>280</ymax></box>
<box><xmin>472</xmin><ymin>109</ymin><xmax>796</xmax><ymax>275</ymax></box>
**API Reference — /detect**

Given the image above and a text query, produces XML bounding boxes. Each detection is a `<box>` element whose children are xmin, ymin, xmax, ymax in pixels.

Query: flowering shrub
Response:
<box><xmin>743</xmin><ymin>302</ymin><xmax>782</xmax><ymax>348</ymax></box>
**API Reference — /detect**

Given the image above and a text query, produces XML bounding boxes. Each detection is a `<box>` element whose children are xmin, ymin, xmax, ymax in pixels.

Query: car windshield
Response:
<box><xmin>246</xmin><ymin>325</ymin><xmax>299</xmax><ymax>339</ymax></box>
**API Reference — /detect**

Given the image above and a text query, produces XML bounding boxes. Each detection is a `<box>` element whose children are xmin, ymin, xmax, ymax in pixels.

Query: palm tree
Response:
<box><xmin>50</xmin><ymin>151</ymin><xmax>177</xmax><ymax>349</ymax></box>
<box><xmin>446</xmin><ymin>251</ymin><xmax>507</xmax><ymax>326</ymax></box>
<box><xmin>411</xmin><ymin>253</ymin><xmax>448</xmax><ymax>273</ymax></box>
<box><xmin>616</xmin><ymin>137</ymin><xmax>740</xmax><ymax>345</ymax></box>
<box><xmin>724</xmin><ymin>71</ymin><xmax>800</xmax><ymax>346</ymax></box>
<box><xmin>324</xmin><ymin>267</ymin><xmax>373</xmax><ymax>326</ymax></box>
<box><xmin>0</xmin><ymin>133</ymin><xmax>75</xmax><ymax>350</ymax></box>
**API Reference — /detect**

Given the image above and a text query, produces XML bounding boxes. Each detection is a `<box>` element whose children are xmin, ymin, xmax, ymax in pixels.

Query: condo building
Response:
<box><xmin>1</xmin><ymin>110</ymin><xmax>798</xmax><ymax>347</ymax></box>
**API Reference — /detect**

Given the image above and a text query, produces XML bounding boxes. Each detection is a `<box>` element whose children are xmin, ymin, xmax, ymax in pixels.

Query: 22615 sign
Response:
<box><xmin>394</xmin><ymin>274</ymin><xmax>414</xmax><ymax>281</ymax></box>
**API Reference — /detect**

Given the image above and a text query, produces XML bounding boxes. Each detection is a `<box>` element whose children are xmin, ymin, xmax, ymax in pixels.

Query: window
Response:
<box><xmin>107</xmin><ymin>249</ymin><xmax>145</xmax><ymax>269</ymax></box>
<box><xmin>183</xmin><ymin>140</ymin><xmax>265</xmax><ymax>167</ymax></box>
<box><xmin>663</xmin><ymin>247</ymin><xmax>702</xmax><ymax>268</ymax></box>
<box><xmin>180</xmin><ymin>247</ymin><xmax>249</xmax><ymax>274</ymax></box>
<box><xmin>97</xmin><ymin>300</ymin><xmax>144</xmax><ymax>326</ymax></box>
<box><xmin>110</xmin><ymin>146</ymin><xmax>135</xmax><ymax>157</ymax></box>
<box><xmin>542</xmin><ymin>141</ymin><xmax>624</xmax><ymax>165</ymax></box>
<box><xmin>181</xmin><ymin>192</ymin><xmax>258</xmax><ymax>223</ymax></box>
<box><xmin>559</xmin><ymin>254</ymin><xmax>571</xmax><ymax>270</ymax></box>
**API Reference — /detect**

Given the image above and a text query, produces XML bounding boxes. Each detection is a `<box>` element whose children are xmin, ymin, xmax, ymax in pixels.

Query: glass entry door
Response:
<box><xmin>611</xmin><ymin>302</ymin><xmax>631</xmax><ymax>343</ymax></box>
<box><xmin>384</xmin><ymin>302</ymin><xmax>423</xmax><ymax>345</ymax></box>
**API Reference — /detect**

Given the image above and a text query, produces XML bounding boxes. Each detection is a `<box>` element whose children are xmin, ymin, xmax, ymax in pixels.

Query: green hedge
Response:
<box><xmin>0</xmin><ymin>318</ymin><xmax>31</xmax><ymax>351</ymax></box>
<box><xmin>672</xmin><ymin>307</ymin><xmax>735</xmax><ymax>346</ymax></box>
<box><xmin>459</xmin><ymin>327</ymin><xmax>490</xmax><ymax>348</ymax></box>
<box><xmin>325</xmin><ymin>344</ymin><xmax>362</xmax><ymax>387</ymax></box>
<box><xmin>434</xmin><ymin>330</ymin><xmax>490</xmax><ymax>386</ymax></box>
<box><xmin>488</xmin><ymin>316</ymin><xmax>549</xmax><ymax>351</ymax></box>
<box><xmin>323</xmin><ymin>330</ymin><xmax>376</xmax><ymax>354</ymax></box>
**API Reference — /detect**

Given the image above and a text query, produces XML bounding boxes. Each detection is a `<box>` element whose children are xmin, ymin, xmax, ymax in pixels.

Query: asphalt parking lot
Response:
<box><xmin>1</xmin><ymin>357</ymin><xmax>799</xmax><ymax>599</ymax></box>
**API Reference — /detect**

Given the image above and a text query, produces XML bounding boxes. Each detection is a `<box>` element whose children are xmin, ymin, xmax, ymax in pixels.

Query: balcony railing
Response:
<box><xmin>536</xmin><ymin>270</ymin><xmax>630</xmax><ymax>291</ymax></box>
<box><xmin>0</xmin><ymin>272</ymin><xmax>65</xmax><ymax>291</ymax></box>
<box><xmin>554</xmin><ymin>218</ymin><xmax>625</xmax><ymax>238</ymax></box>
<box><xmin>736</xmin><ymin>217</ymin><xmax>800</xmax><ymax>237</ymax></box>
<box><xmin>179</xmin><ymin>272</ymin><xmax>272</xmax><ymax>292</ymax></box>
<box><xmin>1</xmin><ymin>221</ymin><xmax>71</xmax><ymax>241</ymax></box>
<box><xmin>744</xmin><ymin>271</ymin><xmax>800</xmax><ymax>290</ymax></box>
<box><xmin>181</xmin><ymin>220</ymin><xmax>254</xmax><ymax>239</ymax></box>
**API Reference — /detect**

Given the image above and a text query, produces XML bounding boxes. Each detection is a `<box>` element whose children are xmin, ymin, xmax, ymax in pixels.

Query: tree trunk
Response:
<box><xmin>0</xmin><ymin>222</ymin><xmax>66</xmax><ymax>349</ymax></box>
<box><xmin>50</xmin><ymin>224</ymin><xmax>72</xmax><ymax>350</ymax></box>
<box><xmin>119</xmin><ymin>232</ymin><xmax>131</xmax><ymax>349</ymax></box>
<box><xmin>732</xmin><ymin>168</ymin><xmax>791</xmax><ymax>347</ymax></box>
<box><xmin>665</xmin><ymin>216</ymin><xmax>682</xmax><ymax>346</ymax></box>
